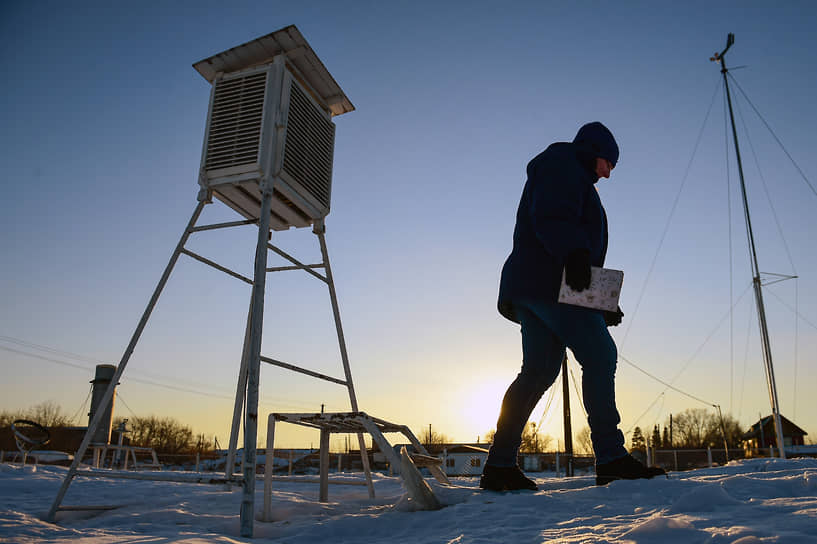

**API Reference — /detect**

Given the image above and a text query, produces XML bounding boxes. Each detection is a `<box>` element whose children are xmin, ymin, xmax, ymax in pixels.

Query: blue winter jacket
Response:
<box><xmin>497</xmin><ymin>142</ymin><xmax>608</xmax><ymax>323</ymax></box>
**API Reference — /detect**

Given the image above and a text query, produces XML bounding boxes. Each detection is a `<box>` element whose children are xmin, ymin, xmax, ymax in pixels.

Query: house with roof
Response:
<box><xmin>440</xmin><ymin>445</ymin><xmax>489</xmax><ymax>476</ymax></box>
<box><xmin>389</xmin><ymin>443</ymin><xmax>489</xmax><ymax>477</ymax></box>
<box><xmin>742</xmin><ymin>414</ymin><xmax>811</xmax><ymax>455</ymax></box>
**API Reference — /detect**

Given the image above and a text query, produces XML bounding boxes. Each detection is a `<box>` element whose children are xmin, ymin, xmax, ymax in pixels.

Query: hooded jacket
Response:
<box><xmin>497</xmin><ymin>124</ymin><xmax>618</xmax><ymax>323</ymax></box>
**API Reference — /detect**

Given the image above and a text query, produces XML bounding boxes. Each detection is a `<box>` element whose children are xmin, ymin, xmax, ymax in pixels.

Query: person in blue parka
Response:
<box><xmin>481</xmin><ymin>122</ymin><xmax>665</xmax><ymax>490</ymax></box>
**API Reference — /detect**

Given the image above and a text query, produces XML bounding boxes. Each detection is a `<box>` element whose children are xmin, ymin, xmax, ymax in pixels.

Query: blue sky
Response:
<box><xmin>2</xmin><ymin>1</ymin><xmax>817</xmax><ymax>450</ymax></box>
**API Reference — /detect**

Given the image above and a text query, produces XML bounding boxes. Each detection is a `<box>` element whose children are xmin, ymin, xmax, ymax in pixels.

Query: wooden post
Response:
<box><xmin>319</xmin><ymin>429</ymin><xmax>331</xmax><ymax>502</ymax></box>
<box><xmin>561</xmin><ymin>355</ymin><xmax>573</xmax><ymax>477</ymax></box>
<box><xmin>263</xmin><ymin>414</ymin><xmax>276</xmax><ymax>521</ymax></box>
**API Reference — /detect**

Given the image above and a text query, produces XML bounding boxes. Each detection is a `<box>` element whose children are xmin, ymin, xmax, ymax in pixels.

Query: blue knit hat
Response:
<box><xmin>573</xmin><ymin>122</ymin><xmax>619</xmax><ymax>167</ymax></box>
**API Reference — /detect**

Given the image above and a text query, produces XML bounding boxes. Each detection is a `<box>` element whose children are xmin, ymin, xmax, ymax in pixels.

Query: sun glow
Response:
<box><xmin>460</xmin><ymin>379</ymin><xmax>508</xmax><ymax>442</ymax></box>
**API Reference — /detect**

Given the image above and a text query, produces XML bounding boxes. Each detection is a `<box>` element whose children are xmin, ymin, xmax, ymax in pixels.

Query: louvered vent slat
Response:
<box><xmin>282</xmin><ymin>81</ymin><xmax>334</xmax><ymax>210</ymax></box>
<box><xmin>205</xmin><ymin>72</ymin><xmax>267</xmax><ymax>172</ymax></box>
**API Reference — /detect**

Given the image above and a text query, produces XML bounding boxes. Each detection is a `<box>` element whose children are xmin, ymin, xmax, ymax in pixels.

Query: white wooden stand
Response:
<box><xmin>263</xmin><ymin>412</ymin><xmax>449</xmax><ymax>520</ymax></box>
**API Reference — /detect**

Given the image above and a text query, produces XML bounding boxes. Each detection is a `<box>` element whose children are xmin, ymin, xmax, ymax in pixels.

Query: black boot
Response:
<box><xmin>480</xmin><ymin>465</ymin><xmax>538</xmax><ymax>491</ymax></box>
<box><xmin>595</xmin><ymin>454</ymin><xmax>666</xmax><ymax>485</ymax></box>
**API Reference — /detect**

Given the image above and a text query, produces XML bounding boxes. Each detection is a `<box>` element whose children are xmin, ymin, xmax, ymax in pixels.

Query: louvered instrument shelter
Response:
<box><xmin>193</xmin><ymin>25</ymin><xmax>354</xmax><ymax>230</ymax></box>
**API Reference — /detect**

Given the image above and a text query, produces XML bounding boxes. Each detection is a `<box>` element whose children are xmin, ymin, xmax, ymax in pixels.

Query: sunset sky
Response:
<box><xmin>2</xmin><ymin>1</ymin><xmax>817</xmax><ymax>451</ymax></box>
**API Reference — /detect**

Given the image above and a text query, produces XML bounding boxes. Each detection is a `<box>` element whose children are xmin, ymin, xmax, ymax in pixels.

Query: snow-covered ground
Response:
<box><xmin>2</xmin><ymin>458</ymin><xmax>816</xmax><ymax>543</ymax></box>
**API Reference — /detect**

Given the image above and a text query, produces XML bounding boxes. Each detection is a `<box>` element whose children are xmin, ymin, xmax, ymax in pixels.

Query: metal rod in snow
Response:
<box><xmin>715</xmin><ymin>405</ymin><xmax>730</xmax><ymax>462</ymax></box>
<box><xmin>314</xmin><ymin>219</ymin><xmax>376</xmax><ymax>499</ymax></box>
<box><xmin>712</xmin><ymin>33</ymin><xmax>786</xmax><ymax>459</ymax></box>
<box><xmin>561</xmin><ymin>355</ymin><xmax>573</xmax><ymax>477</ymax></box>
<box><xmin>46</xmin><ymin>199</ymin><xmax>208</xmax><ymax>523</ymax></box>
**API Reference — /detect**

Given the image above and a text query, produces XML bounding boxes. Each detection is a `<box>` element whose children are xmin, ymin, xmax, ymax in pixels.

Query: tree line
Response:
<box><xmin>477</xmin><ymin>407</ymin><xmax>747</xmax><ymax>456</ymax></box>
<box><xmin>1</xmin><ymin>402</ymin><xmax>215</xmax><ymax>455</ymax></box>
<box><xmin>3</xmin><ymin>403</ymin><xmax>750</xmax><ymax>456</ymax></box>
<box><xmin>630</xmin><ymin>408</ymin><xmax>745</xmax><ymax>450</ymax></box>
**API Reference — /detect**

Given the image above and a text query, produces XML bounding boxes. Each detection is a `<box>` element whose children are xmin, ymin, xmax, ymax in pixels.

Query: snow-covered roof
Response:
<box><xmin>444</xmin><ymin>445</ymin><xmax>488</xmax><ymax>455</ymax></box>
<box><xmin>192</xmin><ymin>25</ymin><xmax>354</xmax><ymax>116</ymax></box>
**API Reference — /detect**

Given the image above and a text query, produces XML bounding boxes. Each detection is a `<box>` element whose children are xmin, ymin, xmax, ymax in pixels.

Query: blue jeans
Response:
<box><xmin>487</xmin><ymin>301</ymin><xmax>627</xmax><ymax>467</ymax></box>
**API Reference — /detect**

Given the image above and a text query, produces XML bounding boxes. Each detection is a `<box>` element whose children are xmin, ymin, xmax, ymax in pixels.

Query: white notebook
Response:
<box><xmin>558</xmin><ymin>266</ymin><xmax>623</xmax><ymax>312</ymax></box>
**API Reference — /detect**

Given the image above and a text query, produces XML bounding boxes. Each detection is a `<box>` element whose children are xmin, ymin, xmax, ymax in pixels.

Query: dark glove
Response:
<box><xmin>564</xmin><ymin>249</ymin><xmax>591</xmax><ymax>292</ymax></box>
<box><xmin>603</xmin><ymin>306</ymin><xmax>623</xmax><ymax>327</ymax></box>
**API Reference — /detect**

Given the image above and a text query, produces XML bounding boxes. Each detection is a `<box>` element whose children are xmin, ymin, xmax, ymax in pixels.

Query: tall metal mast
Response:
<box><xmin>711</xmin><ymin>33</ymin><xmax>786</xmax><ymax>459</ymax></box>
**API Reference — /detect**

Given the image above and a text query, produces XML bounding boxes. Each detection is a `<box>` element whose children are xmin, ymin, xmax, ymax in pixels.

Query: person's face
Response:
<box><xmin>595</xmin><ymin>157</ymin><xmax>614</xmax><ymax>179</ymax></box>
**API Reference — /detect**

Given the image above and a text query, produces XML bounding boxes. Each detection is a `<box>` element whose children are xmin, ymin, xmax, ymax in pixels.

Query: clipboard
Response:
<box><xmin>558</xmin><ymin>266</ymin><xmax>623</xmax><ymax>312</ymax></box>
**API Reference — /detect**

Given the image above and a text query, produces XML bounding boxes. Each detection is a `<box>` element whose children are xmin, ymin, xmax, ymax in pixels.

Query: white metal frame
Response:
<box><xmin>45</xmin><ymin>187</ymin><xmax>378</xmax><ymax>537</ymax></box>
<box><xmin>91</xmin><ymin>444</ymin><xmax>161</xmax><ymax>471</ymax></box>
<box><xmin>263</xmin><ymin>412</ymin><xmax>449</xmax><ymax>520</ymax></box>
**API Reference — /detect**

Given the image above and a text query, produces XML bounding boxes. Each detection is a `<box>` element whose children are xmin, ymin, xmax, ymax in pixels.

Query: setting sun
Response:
<box><xmin>459</xmin><ymin>379</ymin><xmax>508</xmax><ymax>442</ymax></box>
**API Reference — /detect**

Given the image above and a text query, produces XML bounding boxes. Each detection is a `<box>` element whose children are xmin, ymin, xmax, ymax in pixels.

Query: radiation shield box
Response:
<box><xmin>558</xmin><ymin>266</ymin><xmax>623</xmax><ymax>312</ymax></box>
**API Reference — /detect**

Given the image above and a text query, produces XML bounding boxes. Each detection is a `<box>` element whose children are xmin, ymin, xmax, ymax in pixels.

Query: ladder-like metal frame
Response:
<box><xmin>46</xmin><ymin>182</ymin><xmax>378</xmax><ymax>537</ymax></box>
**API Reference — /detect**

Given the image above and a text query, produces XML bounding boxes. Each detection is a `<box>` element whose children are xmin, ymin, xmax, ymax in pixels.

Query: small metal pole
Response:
<box><xmin>715</xmin><ymin>405</ymin><xmax>730</xmax><ymax>462</ymax></box>
<box><xmin>561</xmin><ymin>355</ymin><xmax>573</xmax><ymax>477</ymax></box>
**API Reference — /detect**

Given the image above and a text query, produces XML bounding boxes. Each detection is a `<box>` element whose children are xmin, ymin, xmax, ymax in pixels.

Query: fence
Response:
<box><xmin>650</xmin><ymin>447</ymin><xmax>747</xmax><ymax>471</ymax></box>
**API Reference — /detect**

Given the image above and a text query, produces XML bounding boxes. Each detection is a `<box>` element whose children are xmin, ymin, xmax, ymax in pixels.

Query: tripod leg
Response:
<box><xmin>239</xmin><ymin>184</ymin><xmax>274</xmax><ymax>538</ymax></box>
<box><xmin>46</xmin><ymin>199</ymin><xmax>207</xmax><ymax>523</ymax></box>
<box><xmin>315</xmin><ymin>224</ymin><xmax>376</xmax><ymax>499</ymax></box>
<box><xmin>225</xmin><ymin>298</ymin><xmax>253</xmax><ymax>482</ymax></box>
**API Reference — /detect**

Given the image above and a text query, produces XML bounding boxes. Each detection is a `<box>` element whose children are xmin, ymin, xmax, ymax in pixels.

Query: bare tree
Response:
<box><xmin>576</xmin><ymin>426</ymin><xmax>593</xmax><ymax>455</ymax></box>
<box><xmin>418</xmin><ymin>426</ymin><xmax>450</xmax><ymax>451</ymax></box>
<box><xmin>127</xmin><ymin>415</ymin><xmax>195</xmax><ymax>454</ymax></box>
<box><xmin>28</xmin><ymin>401</ymin><xmax>73</xmax><ymax>427</ymax></box>
<box><xmin>670</xmin><ymin>408</ymin><xmax>744</xmax><ymax>448</ymax></box>
<box><xmin>0</xmin><ymin>411</ymin><xmax>16</xmax><ymax>428</ymax></box>
<box><xmin>0</xmin><ymin>401</ymin><xmax>72</xmax><ymax>428</ymax></box>
<box><xmin>520</xmin><ymin>422</ymin><xmax>553</xmax><ymax>453</ymax></box>
<box><xmin>672</xmin><ymin>408</ymin><xmax>710</xmax><ymax>448</ymax></box>
<box><xmin>483</xmin><ymin>424</ymin><xmax>554</xmax><ymax>453</ymax></box>
<box><xmin>709</xmin><ymin>412</ymin><xmax>744</xmax><ymax>448</ymax></box>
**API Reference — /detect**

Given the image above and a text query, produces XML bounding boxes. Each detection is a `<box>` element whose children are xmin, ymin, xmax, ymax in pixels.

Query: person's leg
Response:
<box><xmin>522</xmin><ymin>303</ymin><xmax>627</xmax><ymax>464</ymax></box>
<box><xmin>487</xmin><ymin>307</ymin><xmax>565</xmax><ymax>467</ymax></box>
